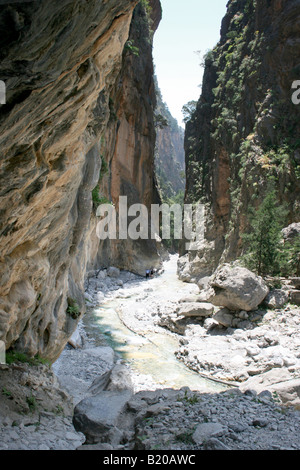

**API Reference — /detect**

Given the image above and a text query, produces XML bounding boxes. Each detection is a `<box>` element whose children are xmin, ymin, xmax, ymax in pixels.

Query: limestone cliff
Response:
<box><xmin>180</xmin><ymin>0</ymin><xmax>300</xmax><ymax>282</ymax></box>
<box><xmin>154</xmin><ymin>79</ymin><xmax>185</xmax><ymax>203</ymax></box>
<box><xmin>89</xmin><ymin>0</ymin><xmax>163</xmax><ymax>276</ymax></box>
<box><xmin>0</xmin><ymin>0</ymin><xmax>161</xmax><ymax>361</ymax></box>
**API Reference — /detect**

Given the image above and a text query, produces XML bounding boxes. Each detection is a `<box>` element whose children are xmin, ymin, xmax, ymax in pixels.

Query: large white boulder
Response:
<box><xmin>207</xmin><ymin>264</ymin><xmax>269</xmax><ymax>311</ymax></box>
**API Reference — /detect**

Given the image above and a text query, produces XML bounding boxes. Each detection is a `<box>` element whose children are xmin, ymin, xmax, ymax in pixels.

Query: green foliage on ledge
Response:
<box><xmin>5</xmin><ymin>350</ymin><xmax>50</xmax><ymax>366</ymax></box>
<box><xmin>66</xmin><ymin>297</ymin><xmax>81</xmax><ymax>320</ymax></box>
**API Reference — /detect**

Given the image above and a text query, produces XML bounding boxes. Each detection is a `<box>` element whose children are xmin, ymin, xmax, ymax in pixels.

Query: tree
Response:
<box><xmin>242</xmin><ymin>187</ymin><xmax>287</xmax><ymax>276</ymax></box>
<box><xmin>182</xmin><ymin>101</ymin><xmax>197</xmax><ymax>123</ymax></box>
<box><xmin>278</xmin><ymin>236</ymin><xmax>300</xmax><ymax>277</ymax></box>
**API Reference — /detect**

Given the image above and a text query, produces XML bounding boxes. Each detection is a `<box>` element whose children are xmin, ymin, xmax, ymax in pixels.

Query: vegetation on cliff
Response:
<box><xmin>184</xmin><ymin>0</ymin><xmax>300</xmax><ymax>275</ymax></box>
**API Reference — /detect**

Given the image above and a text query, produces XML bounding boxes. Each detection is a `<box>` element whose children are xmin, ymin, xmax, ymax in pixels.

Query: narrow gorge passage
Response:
<box><xmin>54</xmin><ymin>255</ymin><xmax>230</xmax><ymax>406</ymax></box>
<box><xmin>88</xmin><ymin>256</ymin><xmax>230</xmax><ymax>392</ymax></box>
<box><xmin>0</xmin><ymin>0</ymin><xmax>299</xmax><ymax>453</ymax></box>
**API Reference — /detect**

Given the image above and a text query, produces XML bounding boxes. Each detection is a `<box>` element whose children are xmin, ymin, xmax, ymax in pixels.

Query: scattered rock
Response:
<box><xmin>213</xmin><ymin>308</ymin><xmax>233</xmax><ymax>328</ymax></box>
<box><xmin>107</xmin><ymin>267</ymin><xmax>121</xmax><ymax>278</ymax></box>
<box><xmin>264</xmin><ymin>289</ymin><xmax>289</xmax><ymax>309</ymax></box>
<box><xmin>203</xmin><ymin>438</ymin><xmax>230</xmax><ymax>450</ymax></box>
<box><xmin>192</xmin><ymin>422</ymin><xmax>225</xmax><ymax>445</ymax></box>
<box><xmin>2</xmin><ymin>257</ymin><xmax>300</xmax><ymax>451</ymax></box>
<box><xmin>176</xmin><ymin>302</ymin><xmax>214</xmax><ymax>317</ymax></box>
<box><xmin>77</xmin><ymin>443</ymin><xmax>114</xmax><ymax>450</ymax></box>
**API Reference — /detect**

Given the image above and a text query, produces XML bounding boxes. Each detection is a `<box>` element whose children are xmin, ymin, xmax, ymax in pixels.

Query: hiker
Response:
<box><xmin>146</xmin><ymin>269</ymin><xmax>150</xmax><ymax>279</ymax></box>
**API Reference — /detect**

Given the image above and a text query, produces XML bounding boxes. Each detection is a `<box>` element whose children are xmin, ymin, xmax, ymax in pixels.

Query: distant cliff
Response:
<box><xmin>0</xmin><ymin>0</ymin><xmax>161</xmax><ymax>361</ymax></box>
<box><xmin>154</xmin><ymin>79</ymin><xmax>185</xmax><ymax>203</ymax></box>
<box><xmin>180</xmin><ymin>0</ymin><xmax>300</xmax><ymax>282</ymax></box>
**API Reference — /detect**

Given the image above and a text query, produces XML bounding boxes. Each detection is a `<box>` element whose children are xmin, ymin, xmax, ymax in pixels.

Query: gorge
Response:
<box><xmin>0</xmin><ymin>0</ymin><xmax>300</xmax><ymax>452</ymax></box>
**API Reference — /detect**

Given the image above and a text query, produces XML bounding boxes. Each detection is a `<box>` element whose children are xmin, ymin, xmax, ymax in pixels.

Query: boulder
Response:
<box><xmin>88</xmin><ymin>364</ymin><xmax>133</xmax><ymax>395</ymax></box>
<box><xmin>176</xmin><ymin>302</ymin><xmax>214</xmax><ymax>317</ymax></box>
<box><xmin>213</xmin><ymin>308</ymin><xmax>233</xmax><ymax>328</ymax></box>
<box><xmin>240</xmin><ymin>369</ymin><xmax>300</xmax><ymax>409</ymax></box>
<box><xmin>192</xmin><ymin>422</ymin><xmax>225</xmax><ymax>445</ymax></box>
<box><xmin>290</xmin><ymin>290</ymin><xmax>300</xmax><ymax>306</ymax></box>
<box><xmin>268</xmin><ymin>378</ymin><xmax>300</xmax><ymax>409</ymax></box>
<box><xmin>282</xmin><ymin>222</ymin><xmax>300</xmax><ymax>242</ymax></box>
<box><xmin>107</xmin><ymin>267</ymin><xmax>120</xmax><ymax>278</ymax></box>
<box><xmin>73</xmin><ymin>390</ymin><xmax>132</xmax><ymax>444</ymax></box>
<box><xmin>264</xmin><ymin>289</ymin><xmax>289</xmax><ymax>309</ymax></box>
<box><xmin>68</xmin><ymin>327</ymin><xmax>83</xmax><ymax>349</ymax></box>
<box><xmin>207</xmin><ymin>265</ymin><xmax>269</xmax><ymax>311</ymax></box>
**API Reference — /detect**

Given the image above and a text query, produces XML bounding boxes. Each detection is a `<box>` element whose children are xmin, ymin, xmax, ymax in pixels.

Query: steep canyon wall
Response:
<box><xmin>0</xmin><ymin>0</ymin><xmax>161</xmax><ymax>361</ymax></box>
<box><xmin>180</xmin><ymin>0</ymin><xmax>300</xmax><ymax>282</ymax></box>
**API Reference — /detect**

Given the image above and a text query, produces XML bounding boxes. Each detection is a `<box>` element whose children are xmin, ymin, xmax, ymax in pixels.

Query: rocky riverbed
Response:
<box><xmin>0</xmin><ymin>255</ymin><xmax>300</xmax><ymax>450</ymax></box>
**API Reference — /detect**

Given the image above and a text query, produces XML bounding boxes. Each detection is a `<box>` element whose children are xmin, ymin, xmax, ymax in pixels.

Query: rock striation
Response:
<box><xmin>0</xmin><ymin>0</ymin><xmax>162</xmax><ymax>362</ymax></box>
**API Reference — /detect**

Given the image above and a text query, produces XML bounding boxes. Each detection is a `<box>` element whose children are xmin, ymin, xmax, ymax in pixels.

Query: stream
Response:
<box><xmin>81</xmin><ymin>255</ymin><xmax>229</xmax><ymax>394</ymax></box>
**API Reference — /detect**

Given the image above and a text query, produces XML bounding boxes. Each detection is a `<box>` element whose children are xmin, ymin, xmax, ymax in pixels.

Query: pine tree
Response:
<box><xmin>242</xmin><ymin>188</ymin><xmax>287</xmax><ymax>276</ymax></box>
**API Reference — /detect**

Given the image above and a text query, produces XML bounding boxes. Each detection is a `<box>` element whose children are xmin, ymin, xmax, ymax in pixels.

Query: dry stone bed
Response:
<box><xmin>0</xmin><ymin>362</ymin><xmax>85</xmax><ymax>450</ymax></box>
<box><xmin>131</xmin><ymin>387</ymin><xmax>300</xmax><ymax>451</ymax></box>
<box><xmin>1</xmin><ymin>258</ymin><xmax>300</xmax><ymax>451</ymax></box>
<box><xmin>70</xmin><ymin>262</ymin><xmax>300</xmax><ymax>450</ymax></box>
<box><xmin>174</xmin><ymin>304</ymin><xmax>300</xmax><ymax>385</ymax></box>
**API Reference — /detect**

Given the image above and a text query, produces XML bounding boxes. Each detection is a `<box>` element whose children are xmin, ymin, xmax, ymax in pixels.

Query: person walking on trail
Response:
<box><xmin>146</xmin><ymin>269</ymin><xmax>150</xmax><ymax>279</ymax></box>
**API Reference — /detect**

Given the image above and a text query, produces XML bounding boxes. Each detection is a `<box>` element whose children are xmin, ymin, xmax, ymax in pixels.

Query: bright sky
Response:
<box><xmin>153</xmin><ymin>0</ymin><xmax>228</xmax><ymax>127</ymax></box>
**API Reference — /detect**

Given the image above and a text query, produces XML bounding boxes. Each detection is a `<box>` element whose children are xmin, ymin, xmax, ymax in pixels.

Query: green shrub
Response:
<box><xmin>66</xmin><ymin>297</ymin><xmax>81</xmax><ymax>319</ymax></box>
<box><xmin>124</xmin><ymin>40</ymin><xmax>139</xmax><ymax>56</ymax></box>
<box><xmin>5</xmin><ymin>350</ymin><xmax>50</xmax><ymax>366</ymax></box>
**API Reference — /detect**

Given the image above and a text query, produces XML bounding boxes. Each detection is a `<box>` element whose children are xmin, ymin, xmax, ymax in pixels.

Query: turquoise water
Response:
<box><xmin>83</xmin><ymin>257</ymin><xmax>230</xmax><ymax>393</ymax></box>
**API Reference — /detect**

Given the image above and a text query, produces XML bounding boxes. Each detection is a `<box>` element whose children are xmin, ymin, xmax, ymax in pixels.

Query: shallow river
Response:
<box><xmin>82</xmin><ymin>256</ymin><xmax>230</xmax><ymax>393</ymax></box>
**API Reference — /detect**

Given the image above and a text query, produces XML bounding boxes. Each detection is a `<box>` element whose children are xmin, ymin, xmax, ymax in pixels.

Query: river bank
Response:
<box><xmin>55</xmin><ymin>255</ymin><xmax>300</xmax><ymax>450</ymax></box>
<box><xmin>1</xmin><ymin>255</ymin><xmax>300</xmax><ymax>450</ymax></box>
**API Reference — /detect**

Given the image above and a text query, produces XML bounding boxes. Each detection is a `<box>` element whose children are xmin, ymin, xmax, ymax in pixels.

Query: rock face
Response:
<box><xmin>180</xmin><ymin>0</ymin><xmax>300</xmax><ymax>281</ymax></box>
<box><xmin>154</xmin><ymin>78</ymin><xmax>185</xmax><ymax>202</ymax></box>
<box><xmin>89</xmin><ymin>1</ymin><xmax>163</xmax><ymax>277</ymax></box>
<box><xmin>0</xmin><ymin>0</ymin><xmax>162</xmax><ymax>361</ymax></box>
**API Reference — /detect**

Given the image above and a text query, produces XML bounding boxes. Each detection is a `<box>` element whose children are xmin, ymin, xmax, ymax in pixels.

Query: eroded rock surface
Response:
<box><xmin>0</xmin><ymin>0</ymin><xmax>162</xmax><ymax>362</ymax></box>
